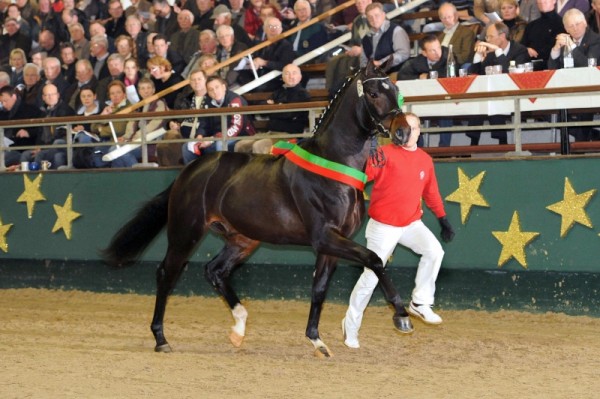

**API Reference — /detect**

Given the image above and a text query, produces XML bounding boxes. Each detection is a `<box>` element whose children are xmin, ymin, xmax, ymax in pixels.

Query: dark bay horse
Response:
<box><xmin>103</xmin><ymin>60</ymin><xmax>413</xmax><ymax>358</ymax></box>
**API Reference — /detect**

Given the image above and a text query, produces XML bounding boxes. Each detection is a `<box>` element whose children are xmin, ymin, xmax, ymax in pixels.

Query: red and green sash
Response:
<box><xmin>272</xmin><ymin>141</ymin><xmax>367</xmax><ymax>191</ymax></box>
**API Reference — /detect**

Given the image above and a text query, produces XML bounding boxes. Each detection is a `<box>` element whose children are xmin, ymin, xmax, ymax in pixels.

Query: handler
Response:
<box><xmin>342</xmin><ymin>112</ymin><xmax>455</xmax><ymax>349</ymax></box>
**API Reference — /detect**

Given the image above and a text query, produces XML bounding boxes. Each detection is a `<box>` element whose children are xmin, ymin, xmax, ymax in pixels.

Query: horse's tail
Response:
<box><xmin>101</xmin><ymin>183</ymin><xmax>173</xmax><ymax>268</ymax></box>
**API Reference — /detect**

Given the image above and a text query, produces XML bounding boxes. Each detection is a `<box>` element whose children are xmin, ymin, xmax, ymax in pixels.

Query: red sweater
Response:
<box><xmin>366</xmin><ymin>144</ymin><xmax>446</xmax><ymax>227</ymax></box>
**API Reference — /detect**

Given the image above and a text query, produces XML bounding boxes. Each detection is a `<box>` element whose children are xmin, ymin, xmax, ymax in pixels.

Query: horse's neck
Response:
<box><xmin>314</xmin><ymin>115</ymin><xmax>371</xmax><ymax>171</ymax></box>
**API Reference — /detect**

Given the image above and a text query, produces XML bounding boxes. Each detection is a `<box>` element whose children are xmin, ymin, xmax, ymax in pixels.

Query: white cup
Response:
<box><xmin>493</xmin><ymin>64</ymin><xmax>503</xmax><ymax>74</ymax></box>
<box><xmin>588</xmin><ymin>58</ymin><xmax>597</xmax><ymax>67</ymax></box>
<box><xmin>20</xmin><ymin>161</ymin><xmax>29</xmax><ymax>171</ymax></box>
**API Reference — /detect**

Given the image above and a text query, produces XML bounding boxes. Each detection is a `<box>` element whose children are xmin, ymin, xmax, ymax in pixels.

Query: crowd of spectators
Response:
<box><xmin>1</xmin><ymin>0</ymin><xmax>599</xmax><ymax>169</ymax></box>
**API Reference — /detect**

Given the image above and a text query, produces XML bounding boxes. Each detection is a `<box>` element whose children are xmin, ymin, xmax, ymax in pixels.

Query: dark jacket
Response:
<box><xmin>469</xmin><ymin>41</ymin><xmax>531</xmax><ymax>74</ymax></box>
<box><xmin>398</xmin><ymin>47</ymin><xmax>452</xmax><ymax>80</ymax></box>
<box><xmin>547</xmin><ymin>29</ymin><xmax>600</xmax><ymax>69</ymax></box>
<box><xmin>267</xmin><ymin>85</ymin><xmax>311</xmax><ymax>133</ymax></box>
<box><xmin>199</xmin><ymin>90</ymin><xmax>255</xmax><ymax>138</ymax></box>
<box><xmin>286</xmin><ymin>20</ymin><xmax>328</xmax><ymax>57</ymax></box>
<box><xmin>38</xmin><ymin>100</ymin><xmax>76</xmax><ymax>144</ymax></box>
<box><xmin>0</xmin><ymin>96</ymin><xmax>43</xmax><ymax>148</ymax></box>
<box><xmin>521</xmin><ymin>11</ymin><xmax>565</xmax><ymax>70</ymax></box>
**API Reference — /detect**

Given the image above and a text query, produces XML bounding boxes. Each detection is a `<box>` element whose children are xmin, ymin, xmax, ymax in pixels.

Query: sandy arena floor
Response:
<box><xmin>1</xmin><ymin>288</ymin><xmax>599</xmax><ymax>398</ymax></box>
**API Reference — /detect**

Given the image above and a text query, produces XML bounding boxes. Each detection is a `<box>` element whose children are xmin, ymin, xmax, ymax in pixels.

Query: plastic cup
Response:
<box><xmin>429</xmin><ymin>70</ymin><xmax>438</xmax><ymax>79</ymax></box>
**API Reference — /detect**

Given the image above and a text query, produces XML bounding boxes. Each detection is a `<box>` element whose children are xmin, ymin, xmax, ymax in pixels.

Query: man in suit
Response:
<box><xmin>548</xmin><ymin>8</ymin><xmax>600</xmax><ymax>141</ymax></box>
<box><xmin>215</xmin><ymin>24</ymin><xmax>247</xmax><ymax>87</ymax></box>
<box><xmin>470</xmin><ymin>22</ymin><xmax>530</xmax><ymax>74</ymax></box>
<box><xmin>436</xmin><ymin>2</ymin><xmax>476</xmax><ymax>68</ymax></box>
<box><xmin>468</xmin><ymin>22</ymin><xmax>531</xmax><ymax>145</ymax></box>
<box><xmin>0</xmin><ymin>17</ymin><xmax>31</xmax><ymax>65</ymax></box>
<box><xmin>89</xmin><ymin>34</ymin><xmax>111</xmax><ymax>80</ymax></box>
<box><xmin>152</xmin><ymin>0</ymin><xmax>178</xmax><ymax>37</ymax></box>
<box><xmin>286</xmin><ymin>0</ymin><xmax>328</xmax><ymax>59</ymax></box>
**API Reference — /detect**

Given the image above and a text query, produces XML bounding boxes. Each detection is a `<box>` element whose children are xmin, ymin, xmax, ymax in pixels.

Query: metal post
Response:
<box><xmin>65</xmin><ymin>123</ymin><xmax>74</xmax><ymax>169</ymax></box>
<box><xmin>560</xmin><ymin>109</ymin><xmax>571</xmax><ymax>155</ymax></box>
<box><xmin>220</xmin><ymin>114</ymin><xmax>228</xmax><ymax>151</ymax></box>
<box><xmin>513</xmin><ymin>98</ymin><xmax>522</xmax><ymax>153</ymax></box>
<box><xmin>0</xmin><ymin>127</ymin><xmax>5</xmax><ymax>172</ymax></box>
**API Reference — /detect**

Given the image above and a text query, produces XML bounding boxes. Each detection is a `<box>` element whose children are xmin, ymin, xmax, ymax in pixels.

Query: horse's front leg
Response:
<box><xmin>306</xmin><ymin>253</ymin><xmax>338</xmax><ymax>358</ymax></box>
<box><xmin>315</xmin><ymin>231</ymin><xmax>413</xmax><ymax>335</ymax></box>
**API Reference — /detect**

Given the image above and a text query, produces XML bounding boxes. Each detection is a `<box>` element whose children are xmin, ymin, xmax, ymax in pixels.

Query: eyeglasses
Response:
<box><xmin>267</xmin><ymin>25</ymin><xmax>282</xmax><ymax>30</ymax></box>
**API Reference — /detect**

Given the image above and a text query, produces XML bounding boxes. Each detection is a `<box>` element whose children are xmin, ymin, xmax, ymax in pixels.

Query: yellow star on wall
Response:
<box><xmin>0</xmin><ymin>216</ymin><xmax>13</xmax><ymax>253</ymax></box>
<box><xmin>546</xmin><ymin>177</ymin><xmax>596</xmax><ymax>238</ymax></box>
<box><xmin>445</xmin><ymin>167</ymin><xmax>490</xmax><ymax>224</ymax></box>
<box><xmin>492</xmin><ymin>211</ymin><xmax>540</xmax><ymax>269</ymax></box>
<box><xmin>16</xmin><ymin>174</ymin><xmax>46</xmax><ymax>219</ymax></box>
<box><xmin>52</xmin><ymin>194</ymin><xmax>81</xmax><ymax>240</ymax></box>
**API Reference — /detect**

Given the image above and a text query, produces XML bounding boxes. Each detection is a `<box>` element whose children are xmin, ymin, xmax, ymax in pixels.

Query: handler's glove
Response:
<box><xmin>438</xmin><ymin>217</ymin><xmax>455</xmax><ymax>243</ymax></box>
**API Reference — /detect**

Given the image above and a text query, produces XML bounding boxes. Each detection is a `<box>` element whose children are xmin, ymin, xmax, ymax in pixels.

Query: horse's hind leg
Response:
<box><xmin>306</xmin><ymin>254</ymin><xmax>338</xmax><ymax>358</ymax></box>
<box><xmin>204</xmin><ymin>234</ymin><xmax>260</xmax><ymax>348</ymax></box>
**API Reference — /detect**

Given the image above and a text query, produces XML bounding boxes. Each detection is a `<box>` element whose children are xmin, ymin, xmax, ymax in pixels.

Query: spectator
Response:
<box><xmin>21</xmin><ymin>83</ymin><xmax>75</xmax><ymax>169</ymax></box>
<box><xmin>20</xmin><ymin>62</ymin><xmax>43</xmax><ymax>107</ymax></box>
<box><xmin>152</xmin><ymin>0</ymin><xmax>179</xmax><ymax>37</ymax></box>
<box><xmin>147</xmin><ymin>55</ymin><xmax>183</xmax><ymax>109</ymax></box>
<box><xmin>182</xmin><ymin>75</ymin><xmax>255</xmax><ymax>163</ymax></box>
<box><xmin>181</xmin><ymin>29</ymin><xmax>218</xmax><ymax>78</ymax></box>
<box><xmin>42</xmin><ymin>56</ymin><xmax>69</xmax><ymax>94</ymax></box>
<box><xmin>68</xmin><ymin>22</ymin><xmax>90</xmax><ymax>61</ymax></box>
<box><xmin>215</xmin><ymin>24</ymin><xmax>247</xmax><ymax>86</ymax></box>
<box><xmin>5</xmin><ymin>4</ymin><xmax>31</xmax><ymax>38</ymax></box>
<box><xmin>468</xmin><ymin>22</ymin><xmax>531</xmax><ymax>145</ymax></box>
<box><xmin>0</xmin><ymin>85</ymin><xmax>42</xmax><ymax>167</ymax></box>
<box><xmin>235</xmin><ymin>63</ymin><xmax>311</xmax><ymax>154</ymax></box>
<box><xmin>473</xmin><ymin>0</ymin><xmax>501</xmax><ymax>26</ymax></box>
<box><xmin>252</xmin><ymin>3</ymin><xmax>282</xmax><ymax>44</ymax></box>
<box><xmin>59</xmin><ymin>42</ymin><xmax>78</xmax><ymax>85</ymax></box>
<box><xmin>437</xmin><ymin>2</ymin><xmax>476</xmax><ymax>67</ymax></box>
<box><xmin>111</xmin><ymin>77</ymin><xmax>168</xmax><ymax>168</ymax></box>
<box><xmin>71</xmin><ymin>85</ymin><xmax>102</xmax><ymax>169</ymax></box>
<box><xmin>30</xmin><ymin>49</ymin><xmax>47</xmax><ymax>69</ymax></box>
<box><xmin>244</xmin><ymin>0</ymin><xmax>266</xmax><ymax>39</ymax></box>
<box><xmin>241</xmin><ymin>16</ymin><xmax>295</xmax><ymax>92</ymax></box>
<box><xmin>0</xmin><ymin>17</ymin><xmax>31</xmax><ymax>65</ymax></box>
<box><xmin>115</xmin><ymin>34</ymin><xmax>134</xmax><ymax>61</ymax></box>
<box><xmin>7</xmin><ymin>48</ymin><xmax>26</xmax><ymax>87</ymax></box>
<box><xmin>587</xmin><ymin>0</ymin><xmax>600</xmax><ymax>33</ymax></box>
<box><xmin>39</xmin><ymin>29</ymin><xmax>60</xmax><ymax>58</ymax></box>
<box><xmin>520</xmin><ymin>0</ymin><xmax>541</xmax><ymax>22</ymax></box>
<box><xmin>228</xmin><ymin>0</ymin><xmax>246</xmax><ymax>29</ymax></box>
<box><xmin>192</xmin><ymin>0</ymin><xmax>215</xmax><ymax>31</ymax></box>
<box><xmin>360</xmin><ymin>2</ymin><xmax>410</xmax><ymax>70</ymax></box>
<box><xmin>212</xmin><ymin>4</ymin><xmax>252</xmax><ymax>48</ymax></box>
<box><xmin>96</xmin><ymin>53</ymin><xmax>126</xmax><ymax>107</ymax></box>
<box><xmin>548</xmin><ymin>8</ymin><xmax>600</xmax><ymax>141</ymax></box>
<box><xmin>500</xmin><ymin>0</ymin><xmax>528</xmax><ymax>42</ymax></box>
<box><xmin>521</xmin><ymin>0</ymin><xmax>565</xmax><ymax>70</ymax></box>
<box><xmin>105</xmin><ymin>0</ymin><xmax>127</xmax><ymax>38</ymax></box>
<box><xmin>89</xmin><ymin>20</ymin><xmax>115</xmax><ymax>53</ymax></box>
<box><xmin>152</xmin><ymin>33</ymin><xmax>185</xmax><ymax>74</ymax></box>
<box><xmin>64</xmin><ymin>59</ymin><xmax>98</xmax><ymax>111</ymax></box>
<box><xmin>287</xmin><ymin>0</ymin><xmax>328</xmax><ymax>59</ymax></box>
<box><xmin>123</xmin><ymin>57</ymin><xmax>143</xmax><ymax>103</ymax></box>
<box><xmin>125</xmin><ymin>15</ymin><xmax>148</xmax><ymax>64</ymax></box>
<box><xmin>89</xmin><ymin>34</ymin><xmax>111</xmax><ymax>80</ymax></box>
<box><xmin>170</xmin><ymin>9</ymin><xmax>200</xmax><ymax>64</ymax></box>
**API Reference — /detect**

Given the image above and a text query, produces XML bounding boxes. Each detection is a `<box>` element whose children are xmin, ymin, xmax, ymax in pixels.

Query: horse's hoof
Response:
<box><xmin>155</xmin><ymin>343</ymin><xmax>172</xmax><ymax>353</ymax></box>
<box><xmin>313</xmin><ymin>346</ymin><xmax>334</xmax><ymax>359</ymax></box>
<box><xmin>229</xmin><ymin>331</ymin><xmax>244</xmax><ymax>347</ymax></box>
<box><xmin>393</xmin><ymin>316</ymin><xmax>414</xmax><ymax>335</ymax></box>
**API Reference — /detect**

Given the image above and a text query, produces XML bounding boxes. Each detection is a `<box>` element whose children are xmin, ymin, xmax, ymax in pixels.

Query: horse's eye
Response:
<box><xmin>368</xmin><ymin>92</ymin><xmax>378</xmax><ymax>99</ymax></box>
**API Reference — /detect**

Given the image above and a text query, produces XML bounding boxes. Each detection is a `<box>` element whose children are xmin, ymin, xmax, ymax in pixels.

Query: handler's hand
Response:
<box><xmin>438</xmin><ymin>217</ymin><xmax>455</xmax><ymax>243</ymax></box>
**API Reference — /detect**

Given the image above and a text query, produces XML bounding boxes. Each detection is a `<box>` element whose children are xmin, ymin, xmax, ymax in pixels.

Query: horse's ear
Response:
<box><xmin>381</xmin><ymin>57</ymin><xmax>395</xmax><ymax>73</ymax></box>
<box><xmin>365</xmin><ymin>59</ymin><xmax>377</xmax><ymax>76</ymax></box>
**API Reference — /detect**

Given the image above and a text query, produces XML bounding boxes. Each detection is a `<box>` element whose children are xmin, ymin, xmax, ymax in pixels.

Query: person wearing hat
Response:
<box><xmin>212</xmin><ymin>4</ymin><xmax>253</xmax><ymax>47</ymax></box>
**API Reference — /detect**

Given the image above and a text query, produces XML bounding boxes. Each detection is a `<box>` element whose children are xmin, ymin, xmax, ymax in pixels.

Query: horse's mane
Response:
<box><xmin>312</xmin><ymin>68</ymin><xmax>362</xmax><ymax>137</ymax></box>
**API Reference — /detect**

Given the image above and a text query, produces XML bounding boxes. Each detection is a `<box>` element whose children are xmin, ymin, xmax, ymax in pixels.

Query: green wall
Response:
<box><xmin>1</xmin><ymin>157</ymin><xmax>599</xmax><ymax>315</ymax></box>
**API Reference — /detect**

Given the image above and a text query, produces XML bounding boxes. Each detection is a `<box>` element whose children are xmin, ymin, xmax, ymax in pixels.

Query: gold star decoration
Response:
<box><xmin>546</xmin><ymin>177</ymin><xmax>596</xmax><ymax>238</ymax></box>
<box><xmin>0</xmin><ymin>216</ymin><xmax>13</xmax><ymax>253</ymax></box>
<box><xmin>52</xmin><ymin>194</ymin><xmax>81</xmax><ymax>240</ymax></box>
<box><xmin>16</xmin><ymin>174</ymin><xmax>46</xmax><ymax>219</ymax></box>
<box><xmin>445</xmin><ymin>167</ymin><xmax>490</xmax><ymax>224</ymax></box>
<box><xmin>492</xmin><ymin>211</ymin><xmax>540</xmax><ymax>269</ymax></box>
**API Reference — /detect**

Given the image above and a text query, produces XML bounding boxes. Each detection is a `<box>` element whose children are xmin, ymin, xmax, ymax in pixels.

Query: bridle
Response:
<box><xmin>360</xmin><ymin>75</ymin><xmax>403</xmax><ymax>137</ymax></box>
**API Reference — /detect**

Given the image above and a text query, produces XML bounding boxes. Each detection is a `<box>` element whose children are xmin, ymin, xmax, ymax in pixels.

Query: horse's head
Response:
<box><xmin>389</xmin><ymin>112</ymin><xmax>411</xmax><ymax>146</ymax></box>
<box><xmin>357</xmin><ymin>59</ymin><xmax>403</xmax><ymax>138</ymax></box>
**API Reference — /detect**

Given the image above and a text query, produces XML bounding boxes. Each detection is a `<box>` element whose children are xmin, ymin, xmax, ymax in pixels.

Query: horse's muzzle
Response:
<box><xmin>389</xmin><ymin>113</ymin><xmax>410</xmax><ymax>145</ymax></box>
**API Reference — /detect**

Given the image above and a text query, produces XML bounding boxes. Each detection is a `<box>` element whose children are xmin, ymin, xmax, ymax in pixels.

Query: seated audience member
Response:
<box><xmin>60</xmin><ymin>42</ymin><xmax>78</xmax><ymax>85</ymax></box>
<box><xmin>398</xmin><ymin>34</ymin><xmax>456</xmax><ymax>147</ymax></box>
<box><xmin>0</xmin><ymin>85</ymin><xmax>42</xmax><ymax>167</ymax></box>
<box><xmin>64</xmin><ymin>59</ymin><xmax>98</xmax><ymax>111</ymax></box>
<box><xmin>95</xmin><ymin>53</ymin><xmax>126</xmax><ymax>107</ymax></box>
<box><xmin>520</xmin><ymin>0</ymin><xmax>541</xmax><ymax>22</ymax></box>
<box><xmin>189</xmin><ymin>0</ymin><xmax>215</xmax><ymax>31</ymax></box>
<box><xmin>147</xmin><ymin>55</ymin><xmax>183</xmax><ymax>109</ymax></box>
<box><xmin>587</xmin><ymin>0</ymin><xmax>600</xmax><ymax>33</ymax></box>
<box><xmin>152</xmin><ymin>33</ymin><xmax>186</xmax><ymax>74</ymax></box>
<box><xmin>0</xmin><ymin>17</ymin><xmax>31</xmax><ymax>65</ymax></box>
<box><xmin>556</xmin><ymin>0</ymin><xmax>589</xmax><ymax>17</ymax></box>
<box><xmin>89</xmin><ymin>34</ymin><xmax>111</xmax><ymax>80</ymax></box>
<box><xmin>123</xmin><ymin>57</ymin><xmax>143</xmax><ymax>103</ymax></box>
<box><xmin>115</xmin><ymin>34</ymin><xmax>135</xmax><ymax>60</ymax></box>
<box><xmin>468</xmin><ymin>22</ymin><xmax>531</xmax><ymax>146</ymax></box>
<box><xmin>181</xmin><ymin>29</ymin><xmax>218</xmax><ymax>78</ymax></box>
<box><xmin>244</xmin><ymin>0</ymin><xmax>267</xmax><ymax>39</ymax></box>
<box><xmin>548</xmin><ymin>8</ymin><xmax>600</xmax><ymax>141</ymax></box>
<box><xmin>360</xmin><ymin>2</ymin><xmax>410</xmax><ymax>70</ymax></box>
<box><xmin>90</xmin><ymin>80</ymin><xmax>131</xmax><ymax>167</ymax></box>
<box><xmin>500</xmin><ymin>0</ymin><xmax>528</xmax><ymax>42</ymax></box>
<box><xmin>7</xmin><ymin>48</ymin><xmax>26</xmax><ymax>87</ymax></box>
<box><xmin>182</xmin><ymin>75</ymin><xmax>255</xmax><ymax>164</ymax></box>
<box><xmin>69</xmin><ymin>22</ymin><xmax>90</xmax><ymax>61</ymax></box>
<box><xmin>106</xmin><ymin>0</ymin><xmax>127</xmax><ymax>38</ymax></box>
<box><xmin>152</xmin><ymin>0</ymin><xmax>179</xmax><ymax>37</ymax></box>
<box><xmin>326</xmin><ymin>0</ymin><xmax>372</xmax><ymax>97</ymax></box>
<box><xmin>125</xmin><ymin>15</ymin><xmax>148</xmax><ymax>63</ymax></box>
<box><xmin>111</xmin><ymin>78</ymin><xmax>168</xmax><ymax>168</ymax></box>
<box><xmin>521</xmin><ymin>0</ymin><xmax>565</xmax><ymax>70</ymax></box>
<box><xmin>41</xmin><ymin>56</ymin><xmax>69</xmax><ymax>95</ymax></box>
<box><xmin>437</xmin><ymin>2</ymin><xmax>476</xmax><ymax>67</ymax></box>
<box><xmin>212</xmin><ymin>4</ymin><xmax>253</xmax><ymax>48</ymax></box>
<box><xmin>235</xmin><ymin>64</ymin><xmax>311</xmax><ymax>154</ymax></box>
<box><xmin>215</xmin><ymin>24</ymin><xmax>248</xmax><ymax>87</ymax></box>
<box><xmin>22</xmin><ymin>83</ymin><xmax>75</xmax><ymax>169</ymax></box>
<box><xmin>72</xmin><ymin>85</ymin><xmax>102</xmax><ymax>169</ymax></box>
<box><xmin>287</xmin><ymin>0</ymin><xmax>328</xmax><ymax>59</ymax></box>
<box><xmin>20</xmin><ymin>62</ymin><xmax>43</xmax><ymax>107</ymax></box>
<box><xmin>170</xmin><ymin>9</ymin><xmax>199</xmax><ymax>64</ymax></box>
<box><xmin>239</xmin><ymin>16</ymin><xmax>296</xmax><ymax>92</ymax></box>
<box><xmin>161</xmin><ymin>68</ymin><xmax>208</xmax><ymax>166</ymax></box>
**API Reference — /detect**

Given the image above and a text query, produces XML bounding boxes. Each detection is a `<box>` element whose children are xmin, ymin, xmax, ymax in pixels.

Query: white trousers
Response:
<box><xmin>345</xmin><ymin>218</ymin><xmax>444</xmax><ymax>334</ymax></box>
